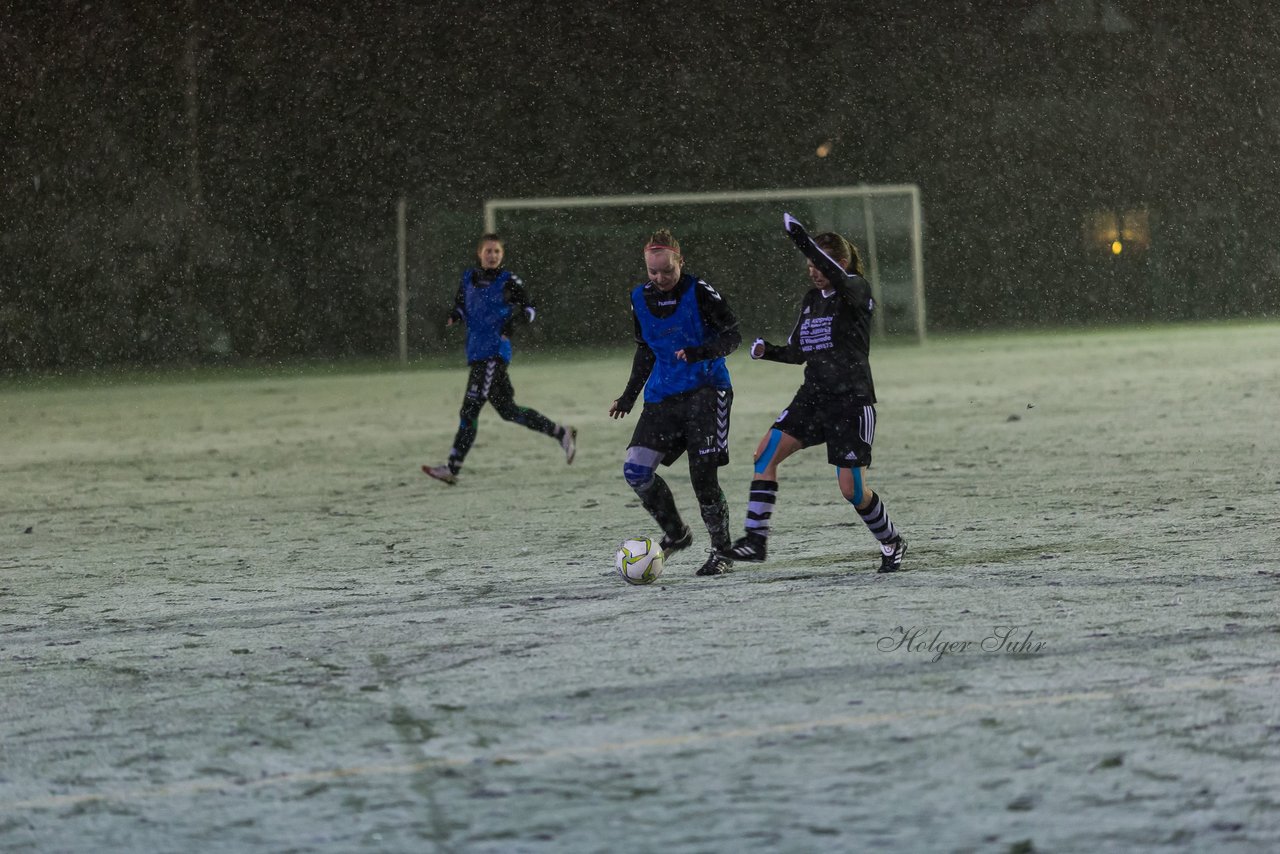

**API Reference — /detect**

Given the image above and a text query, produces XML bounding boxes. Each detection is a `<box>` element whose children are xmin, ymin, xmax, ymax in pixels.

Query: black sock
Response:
<box><xmin>699</xmin><ymin>497</ymin><xmax>731</xmax><ymax>553</ymax></box>
<box><xmin>447</xmin><ymin>414</ymin><xmax>479</xmax><ymax>473</ymax></box>
<box><xmin>635</xmin><ymin>474</ymin><xmax>684</xmax><ymax>540</ymax></box>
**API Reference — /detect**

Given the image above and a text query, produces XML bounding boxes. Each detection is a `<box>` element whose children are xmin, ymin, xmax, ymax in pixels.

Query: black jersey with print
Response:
<box><xmin>758</xmin><ymin>273</ymin><xmax>877</xmax><ymax>403</ymax></box>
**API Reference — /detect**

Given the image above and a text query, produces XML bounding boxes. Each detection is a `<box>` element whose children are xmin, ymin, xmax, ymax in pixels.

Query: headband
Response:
<box><xmin>644</xmin><ymin>243</ymin><xmax>681</xmax><ymax>256</ymax></box>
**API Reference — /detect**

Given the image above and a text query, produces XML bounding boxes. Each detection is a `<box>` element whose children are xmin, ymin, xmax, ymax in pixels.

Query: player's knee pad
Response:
<box><xmin>753</xmin><ymin>429</ymin><xmax>784</xmax><ymax>475</ymax></box>
<box><xmin>623</xmin><ymin>462</ymin><xmax>655</xmax><ymax>493</ymax></box>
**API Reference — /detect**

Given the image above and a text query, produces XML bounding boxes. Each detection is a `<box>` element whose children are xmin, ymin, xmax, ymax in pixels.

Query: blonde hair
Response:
<box><xmin>644</xmin><ymin>228</ymin><xmax>682</xmax><ymax>258</ymax></box>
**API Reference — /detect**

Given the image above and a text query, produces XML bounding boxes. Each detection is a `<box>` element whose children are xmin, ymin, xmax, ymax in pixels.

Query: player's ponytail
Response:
<box><xmin>814</xmin><ymin>232</ymin><xmax>864</xmax><ymax>276</ymax></box>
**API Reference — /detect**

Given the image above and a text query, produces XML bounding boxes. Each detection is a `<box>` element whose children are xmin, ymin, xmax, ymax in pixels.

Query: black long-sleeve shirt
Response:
<box><xmin>758</xmin><ymin>230</ymin><xmax>877</xmax><ymax>403</ymax></box>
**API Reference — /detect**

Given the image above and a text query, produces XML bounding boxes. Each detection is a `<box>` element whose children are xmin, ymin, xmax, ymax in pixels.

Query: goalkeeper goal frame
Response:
<box><xmin>483</xmin><ymin>185</ymin><xmax>927</xmax><ymax>343</ymax></box>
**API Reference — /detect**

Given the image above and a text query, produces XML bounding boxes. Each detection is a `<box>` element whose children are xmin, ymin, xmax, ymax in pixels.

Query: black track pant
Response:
<box><xmin>448</xmin><ymin>357</ymin><xmax>558</xmax><ymax>470</ymax></box>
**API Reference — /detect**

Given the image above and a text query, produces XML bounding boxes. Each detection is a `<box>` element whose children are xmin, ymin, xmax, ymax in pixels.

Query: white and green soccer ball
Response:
<box><xmin>616</xmin><ymin>537</ymin><xmax>664</xmax><ymax>585</ymax></box>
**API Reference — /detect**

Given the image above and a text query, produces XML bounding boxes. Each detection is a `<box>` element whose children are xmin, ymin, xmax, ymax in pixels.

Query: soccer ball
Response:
<box><xmin>615</xmin><ymin>537</ymin><xmax>664</xmax><ymax>585</ymax></box>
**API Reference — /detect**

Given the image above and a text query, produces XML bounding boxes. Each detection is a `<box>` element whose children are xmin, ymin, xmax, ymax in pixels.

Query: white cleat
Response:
<box><xmin>422</xmin><ymin>464</ymin><xmax>457</xmax><ymax>485</ymax></box>
<box><xmin>560</xmin><ymin>426</ymin><xmax>578</xmax><ymax>464</ymax></box>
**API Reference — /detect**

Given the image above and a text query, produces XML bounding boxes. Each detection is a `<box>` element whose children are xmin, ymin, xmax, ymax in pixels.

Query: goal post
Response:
<box><xmin>484</xmin><ymin>185</ymin><xmax>927</xmax><ymax>344</ymax></box>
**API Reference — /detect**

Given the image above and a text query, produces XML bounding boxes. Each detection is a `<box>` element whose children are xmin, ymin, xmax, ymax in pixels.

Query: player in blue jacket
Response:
<box><xmin>423</xmin><ymin>234</ymin><xmax>576</xmax><ymax>484</ymax></box>
<box><xmin>609</xmin><ymin>229</ymin><xmax>741</xmax><ymax>577</ymax></box>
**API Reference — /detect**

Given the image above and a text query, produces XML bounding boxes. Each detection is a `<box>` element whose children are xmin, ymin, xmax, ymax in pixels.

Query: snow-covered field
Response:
<box><xmin>3</xmin><ymin>322</ymin><xmax>1278</xmax><ymax>852</ymax></box>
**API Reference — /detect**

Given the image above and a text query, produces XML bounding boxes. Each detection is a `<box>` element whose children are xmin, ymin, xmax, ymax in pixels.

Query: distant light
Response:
<box><xmin>1087</xmin><ymin>209</ymin><xmax>1150</xmax><ymax>255</ymax></box>
<box><xmin>816</xmin><ymin>141</ymin><xmax>833</xmax><ymax>158</ymax></box>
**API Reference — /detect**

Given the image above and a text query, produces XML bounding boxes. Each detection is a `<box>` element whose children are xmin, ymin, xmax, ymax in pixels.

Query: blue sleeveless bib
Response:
<box><xmin>631</xmin><ymin>276</ymin><xmax>731</xmax><ymax>404</ymax></box>
<box><xmin>463</xmin><ymin>269</ymin><xmax>514</xmax><ymax>364</ymax></box>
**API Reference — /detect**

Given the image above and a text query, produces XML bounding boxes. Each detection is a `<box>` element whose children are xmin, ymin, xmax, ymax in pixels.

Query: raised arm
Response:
<box><xmin>784</xmin><ymin>212</ymin><xmax>849</xmax><ymax>288</ymax></box>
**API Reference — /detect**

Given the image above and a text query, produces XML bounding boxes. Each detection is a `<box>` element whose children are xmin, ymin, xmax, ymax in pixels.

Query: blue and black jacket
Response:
<box><xmin>615</xmin><ymin>272</ymin><xmax>741</xmax><ymax>410</ymax></box>
<box><xmin>448</xmin><ymin>267</ymin><xmax>535</xmax><ymax>364</ymax></box>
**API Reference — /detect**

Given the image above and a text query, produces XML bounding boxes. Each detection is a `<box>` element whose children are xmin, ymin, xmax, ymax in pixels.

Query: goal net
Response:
<box><xmin>482</xmin><ymin>185</ymin><xmax>926</xmax><ymax>349</ymax></box>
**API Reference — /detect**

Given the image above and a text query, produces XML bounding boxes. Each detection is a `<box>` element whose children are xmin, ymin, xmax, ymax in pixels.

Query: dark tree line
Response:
<box><xmin>3</xmin><ymin>1</ymin><xmax>1278</xmax><ymax>371</ymax></box>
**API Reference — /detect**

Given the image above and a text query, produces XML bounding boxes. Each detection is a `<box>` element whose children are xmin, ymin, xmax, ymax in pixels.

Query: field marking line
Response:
<box><xmin>3</xmin><ymin>668</ymin><xmax>1275</xmax><ymax>814</ymax></box>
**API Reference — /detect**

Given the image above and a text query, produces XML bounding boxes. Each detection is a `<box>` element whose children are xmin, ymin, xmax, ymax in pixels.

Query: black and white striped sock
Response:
<box><xmin>744</xmin><ymin>479</ymin><xmax>778</xmax><ymax>539</ymax></box>
<box><xmin>856</xmin><ymin>493</ymin><xmax>899</xmax><ymax>546</ymax></box>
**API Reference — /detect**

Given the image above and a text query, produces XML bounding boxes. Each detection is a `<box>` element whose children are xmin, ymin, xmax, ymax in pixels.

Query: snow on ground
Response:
<box><xmin>2</xmin><ymin>322</ymin><xmax>1278</xmax><ymax>852</ymax></box>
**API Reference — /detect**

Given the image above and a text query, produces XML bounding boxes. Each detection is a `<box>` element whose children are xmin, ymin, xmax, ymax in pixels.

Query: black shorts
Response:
<box><xmin>629</xmin><ymin>386</ymin><xmax>733</xmax><ymax>467</ymax></box>
<box><xmin>463</xmin><ymin>357</ymin><xmax>514</xmax><ymax>406</ymax></box>
<box><xmin>774</xmin><ymin>387</ymin><xmax>876</xmax><ymax>468</ymax></box>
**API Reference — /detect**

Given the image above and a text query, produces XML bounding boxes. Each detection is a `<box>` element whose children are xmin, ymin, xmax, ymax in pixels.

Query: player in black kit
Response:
<box><xmin>720</xmin><ymin>214</ymin><xmax>907</xmax><ymax>572</ymax></box>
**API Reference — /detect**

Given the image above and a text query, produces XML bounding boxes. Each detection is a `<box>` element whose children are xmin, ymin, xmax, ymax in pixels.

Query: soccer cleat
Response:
<box><xmin>721</xmin><ymin>532</ymin><xmax>767</xmax><ymax>563</ymax></box>
<box><xmin>659</xmin><ymin>525</ymin><xmax>693</xmax><ymax>557</ymax></box>
<box><xmin>878</xmin><ymin>536</ymin><xmax>907</xmax><ymax>573</ymax></box>
<box><xmin>696</xmin><ymin>550</ymin><xmax>733</xmax><ymax>576</ymax></box>
<box><xmin>560</xmin><ymin>426</ymin><xmax>578</xmax><ymax>464</ymax></box>
<box><xmin>422</xmin><ymin>464</ymin><xmax>457</xmax><ymax>485</ymax></box>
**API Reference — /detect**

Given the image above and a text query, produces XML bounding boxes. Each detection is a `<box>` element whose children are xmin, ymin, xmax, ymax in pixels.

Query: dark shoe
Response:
<box><xmin>878</xmin><ymin>537</ymin><xmax>907</xmax><ymax>573</ymax></box>
<box><xmin>696</xmin><ymin>550</ymin><xmax>733</xmax><ymax>576</ymax></box>
<box><xmin>721</xmin><ymin>533</ymin><xmax>767</xmax><ymax>562</ymax></box>
<box><xmin>422</xmin><ymin>464</ymin><xmax>457</xmax><ymax>485</ymax></box>
<box><xmin>660</xmin><ymin>525</ymin><xmax>693</xmax><ymax>557</ymax></box>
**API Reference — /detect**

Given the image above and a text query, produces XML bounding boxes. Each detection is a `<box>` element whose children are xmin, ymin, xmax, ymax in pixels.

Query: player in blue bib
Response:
<box><xmin>423</xmin><ymin>234</ymin><xmax>576</xmax><ymax>484</ymax></box>
<box><xmin>609</xmin><ymin>229</ymin><xmax>741</xmax><ymax>577</ymax></box>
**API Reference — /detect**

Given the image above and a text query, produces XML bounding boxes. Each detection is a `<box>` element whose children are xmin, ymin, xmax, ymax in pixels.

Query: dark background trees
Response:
<box><xmin>4</xmin><ymin>1</ymin><xmax>1278</xmax><ymax>370</ymax></box>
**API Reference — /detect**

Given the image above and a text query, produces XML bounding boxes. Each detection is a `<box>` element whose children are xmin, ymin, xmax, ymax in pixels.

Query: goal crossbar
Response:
<box><xmin>483</xmin><ymin>185</ymin><xmax>926</xmax><ymax>342</ymax></box>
